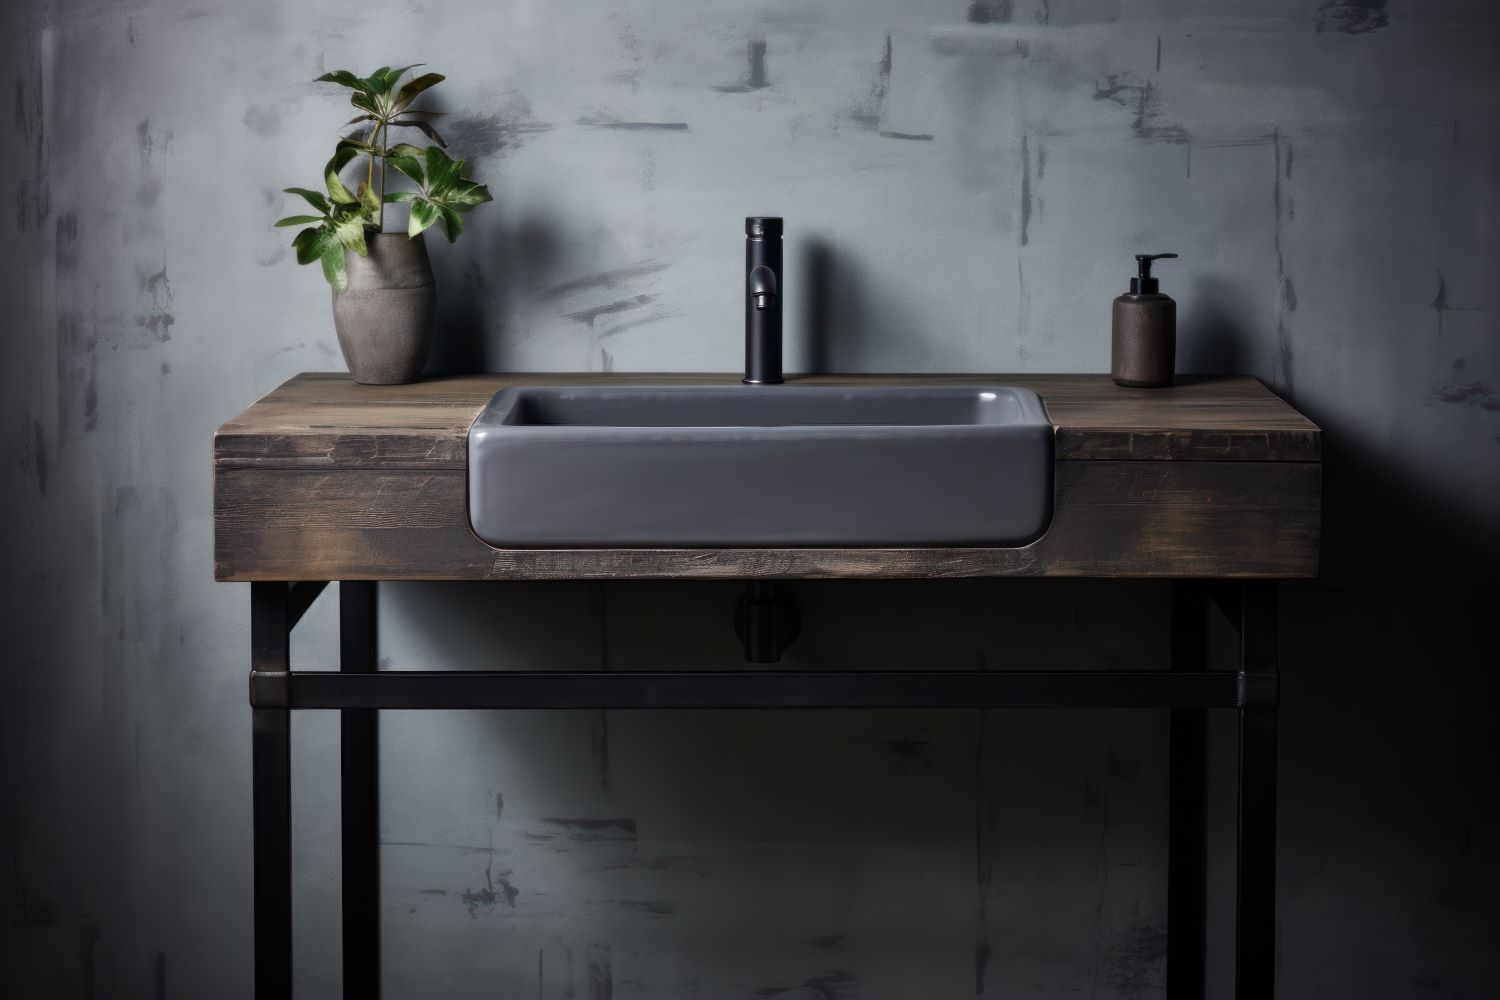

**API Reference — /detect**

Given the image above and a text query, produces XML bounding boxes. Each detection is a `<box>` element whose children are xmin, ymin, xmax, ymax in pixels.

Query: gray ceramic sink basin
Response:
<box><xmin>467</xmin><ymin>385</ymin><xmax>1053</xmax><ymax>547</ymax></box>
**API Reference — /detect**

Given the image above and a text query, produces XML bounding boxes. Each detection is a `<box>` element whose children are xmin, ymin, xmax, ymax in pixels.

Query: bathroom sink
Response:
<box><xmin>467</xmin><ymin>385</ymin><xmax>1053</xmax><ymax>547</ymax></box>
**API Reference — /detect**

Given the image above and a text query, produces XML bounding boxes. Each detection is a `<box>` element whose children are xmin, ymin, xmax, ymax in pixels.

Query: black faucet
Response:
<box><xmin>744</xmin><ymin>216</ymin><xmax>783</xmax><ymax>384</ymax></box>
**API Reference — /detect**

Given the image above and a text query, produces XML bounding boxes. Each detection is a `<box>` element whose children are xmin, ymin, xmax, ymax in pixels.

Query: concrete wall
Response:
<box><xmin>3</xmin><ymin>0</ymin><xmax>1497</xmax><ymax>997</ymax></box>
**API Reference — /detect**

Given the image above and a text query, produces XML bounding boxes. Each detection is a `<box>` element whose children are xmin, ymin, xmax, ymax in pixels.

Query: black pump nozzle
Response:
<box><xmin>1131</xmin><ymin>253</ymin><xmax>1178</xmax><ymax>294</ymax></box>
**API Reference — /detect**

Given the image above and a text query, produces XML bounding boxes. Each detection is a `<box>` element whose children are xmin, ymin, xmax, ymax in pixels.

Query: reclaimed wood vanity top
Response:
<box><xmin>216</xmin><ymin>372</ymin><xmax>1320</xmax><ymax>468</ymax></box>
<box><xmin>214</xmin><ymin>373</ymin><xmax>1321</xmax><ymax>581</ymax></box>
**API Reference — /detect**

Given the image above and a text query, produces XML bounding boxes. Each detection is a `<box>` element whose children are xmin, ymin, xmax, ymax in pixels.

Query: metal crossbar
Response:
<box><xmin>249</xmin><ymin>668</ymin><xmax>1267</xmax><ymax>711</ymax></box>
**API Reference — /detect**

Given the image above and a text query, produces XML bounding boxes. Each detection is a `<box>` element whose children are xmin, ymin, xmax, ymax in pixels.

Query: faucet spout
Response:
<box><xmin>744</xmin><ymin>217</ymin><xmax>784</xmax><ymax>384</ymax></box>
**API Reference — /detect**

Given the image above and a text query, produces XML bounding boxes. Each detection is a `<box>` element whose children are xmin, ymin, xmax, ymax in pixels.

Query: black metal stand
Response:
<box><xmin>249</xmin><ymin>579</ymin><xmax>1279</xmax><ymax>999</ymax></box>
<box><xmin>339</xmin><ymin>581</ymin><xmax>379</xmax><ymax>998</ymax></box>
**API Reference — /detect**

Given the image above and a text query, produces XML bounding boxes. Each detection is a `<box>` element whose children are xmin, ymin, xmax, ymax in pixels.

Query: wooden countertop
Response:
<box><xmin>213</xmin><ymin>373</ymin><xmax>1321</xmax><ymax>581</ymax></box>
<box><xmin>214</xmin><ymin>373</ymin><xmax>1321</xmax><ymax>470</ymax></box>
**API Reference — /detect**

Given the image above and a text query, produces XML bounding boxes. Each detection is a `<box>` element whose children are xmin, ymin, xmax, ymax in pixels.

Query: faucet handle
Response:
<box><xmin>749</xmin><ymin>265</ymin><xmax>778</xmax><ymax>311</ymax></box>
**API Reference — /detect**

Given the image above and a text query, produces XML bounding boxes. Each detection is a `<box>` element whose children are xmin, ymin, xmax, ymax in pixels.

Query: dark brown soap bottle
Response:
<box><xmin>1112</xmin><ymin>253</ymin><xmax>1178</xmax><ymax>388</ymax></box>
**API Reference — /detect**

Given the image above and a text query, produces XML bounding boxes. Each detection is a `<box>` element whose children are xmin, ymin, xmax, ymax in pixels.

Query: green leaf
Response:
<box><xmin>324</xmin><ymin>145</ymin><xmax>360</xmax><ymax>205</ymax></box>
<box><xmin>350</xmin><ymin>91</ymin><xmax>382</xmax><ymax>116</ymax></box>
<box><xmin>336</xmin><ymin>133</ymin><xmax>377</xmax><ymax>153</ymax></box>
<box><xmin>329</xmin><ymin>202</ymin><xmax>372</xmax><ymax>248</ymax></box>
<box><xmin>283</xmin><ymin>187</ymin><xmax>330</xmax><ymax>213</ymax></box>
<box><xmin>387</xmin><ymin>151</ymin><xmax>425</xmax><ymax>187</ymax></box>
<box><xmin>446</xmin><ymin>179</ymin><xmax>492</xmax><ymax>208</ymax></box>
<box><xmin>382</xmin><ymin>191</ymin><xmax>419</xmax><ymax>203</ymax></box>
<box><xmin>321</xmin><ymin>243</ymin><xmax>349</xmax><ymax>290</ymax></box>
<box><xmin>377</xmin><ymin>145</ymin><xmax>493</xmax><ymax>244</ymax></box>
<box><xmin>399</xmin><ymin>118</ymin><xmax>446</xmax><ymax>147</ymax></box>
<box><xmin>438</xmin><ymin>205</ymin><xmax>464</xmax><ymax>243</ymax></box>
<box><xmin>315</xmin><ymin>69</ymin><xmax>365</xmax><ymax>90</ymax></box>
<box><xmin>356</xmin><ymin>179</ymin><xmax>381</xmax><ymax>218</ymax></box>
<box><xmin>343</xmin><ymin>223</ymin><xmax>369</xmax><ymax>258</ymax></box>
<box><xmin>424</xmin><ymin>145</ymin><xmax>463</xmax><ymax>190</ymax></box>
<box><xmin>292</xmin><ymin>226</ymin><xmax>330</xmax><ymax>265</ymax></box>
<box><xmin>274</xmin><ymin>214</ymin><xmax>324</xmax><ymax>227</ymax></box>
<box><xmin>393</xmin><ymin>72</ymin><xmax>444</xmax><ymax>110</ymax></box>
<box><xmin>408</xmin><ymin>199</ymin><xmax>440</xmax><ymax>237</ymax></box>
<box><xmin>360</xmin><ymin>66</ymin><xmax>392</xmax><ymax>93</ymax></box>
<box><xmin>381</xmin><ymin>64</ymin><xmax>421</xmax><ymax>91</ymax></box>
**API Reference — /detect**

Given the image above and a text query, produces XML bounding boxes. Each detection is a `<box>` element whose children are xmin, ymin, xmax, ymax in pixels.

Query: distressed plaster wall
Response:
<box><xmin>2</xmin><ymin>1</ymin><xmax>1497</xmax><ymax>998</ymax></box>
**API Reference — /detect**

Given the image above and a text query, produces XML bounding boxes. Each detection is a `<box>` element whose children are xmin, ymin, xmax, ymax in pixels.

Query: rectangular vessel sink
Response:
<box><xmin>467</xmin><ymin>385</ymin><xmax>1053</xmax><ymax>547</ymax></box>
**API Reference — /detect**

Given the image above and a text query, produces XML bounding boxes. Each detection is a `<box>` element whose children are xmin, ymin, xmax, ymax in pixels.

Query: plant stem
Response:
<box><xmin>376</xmin><ymin>120</ymin><xmax>387</xmax><ymax>231</ymax></box>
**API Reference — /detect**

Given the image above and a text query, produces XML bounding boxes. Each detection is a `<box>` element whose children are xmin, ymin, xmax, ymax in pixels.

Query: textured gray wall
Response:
<box><xmin>3</xmin><ymin>0</ymin><xmax>1498</xmax><ymax>997</ymax></box>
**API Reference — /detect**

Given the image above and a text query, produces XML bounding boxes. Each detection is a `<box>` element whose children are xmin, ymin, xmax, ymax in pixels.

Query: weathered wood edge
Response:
<box><xmin>214</xmin><ymin>460</ymin><xmax>1322</xmax><ymax>582</ymax></box>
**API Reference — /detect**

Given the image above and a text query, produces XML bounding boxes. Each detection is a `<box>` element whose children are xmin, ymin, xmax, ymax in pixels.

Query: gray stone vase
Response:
<box><xmin>331</xmin><ymin>232</ymin><xmax>436</xmax><ymax>385</ymax></box>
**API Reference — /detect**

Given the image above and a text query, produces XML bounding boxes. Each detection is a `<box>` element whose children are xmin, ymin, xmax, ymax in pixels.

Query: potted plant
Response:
<box><xmin>275</xmin><ymin>65</ymin><xmax>492</xmax><ymax>385</ymax></box>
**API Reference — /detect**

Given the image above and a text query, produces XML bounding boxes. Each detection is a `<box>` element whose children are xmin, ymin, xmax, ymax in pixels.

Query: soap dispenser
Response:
<box><xmin>1112</xmin><ymin>253</ymin><xmax>1178</xmax><ymax>388</ymax></box>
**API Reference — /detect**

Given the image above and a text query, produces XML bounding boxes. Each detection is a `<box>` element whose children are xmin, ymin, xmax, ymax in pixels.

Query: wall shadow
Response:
<box><xmin>800</xmin><ymin>236</ymin><xmax>835</xmax><ymax>374</ymax></box>
<box><xmin>1179</xmin><ymin>275</ymin><xmax>1252</xmax><ymax>375</ymax></box>
<box><xmin>1250</xmin><ymin>383</ymin><xmax>1500</xmax><ymax>995</ymax></box>
<box><xmin>425</xmin><ymin>210</ymin><xmax>569</xmax><ymax>374</ymax></box>
<box><xmin>793</xmin><ymin>233</ymin><xmax>925</xmax><ymax>374</ymax></box>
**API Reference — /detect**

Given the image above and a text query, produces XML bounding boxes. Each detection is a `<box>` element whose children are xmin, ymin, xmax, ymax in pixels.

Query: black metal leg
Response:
<box><xmin>340</xmin><ymin>582</ymin><xmax>380</xmax><ymax>999</ymax></box>
<box><xmin>252</xmin><ymin>583</ymin><xmax>293</xmax><ymax>1000</ymax></box>
<box><xmin>1168</xmin><ymin>582</ymin><xmax>1208</xmax><ymax>999</ymax></box>
<box><xmin>1235</xmin><ymin>582</ymin><xmax>1279</xmax><ymax>998</ymax></box>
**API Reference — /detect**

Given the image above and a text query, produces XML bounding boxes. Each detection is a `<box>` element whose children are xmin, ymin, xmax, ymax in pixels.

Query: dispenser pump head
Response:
<box><xmin>1131</xmin><ymin>253</ymin><xmax>1178</xmax><ymax>294</ymax></box>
